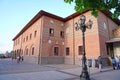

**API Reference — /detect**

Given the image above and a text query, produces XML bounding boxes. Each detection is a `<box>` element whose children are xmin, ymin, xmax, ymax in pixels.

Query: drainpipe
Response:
<box><xmin>38</xmin><ymin>17</ymin><xmax>43</xmax><ymax>64</ymax></box>
<box><xmin>20</xmin><ymin>34</ymin><xmax>23</xmax><ymax>56</ymax></box>
<box><xmin>13</xmin><ymin>40</ymin><xmax>15</xmax><ymax>58</ymax></box>
<box><xmin>73</xmin><ymin>17</ymin><xmax>75</xmax><ymax>65</ymax></box>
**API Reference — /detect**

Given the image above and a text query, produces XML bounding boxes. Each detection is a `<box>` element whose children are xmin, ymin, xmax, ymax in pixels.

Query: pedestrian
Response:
<box><xmin>21</xmin><ymin>56</ymin><xmax>24</xmax><ymax>62</ymax></box>
<box><xmin>17</xmin><ymin>56</ymin><xmax>20</xmax><ymax>63</ymax></box>
<box><xmin>111</xmin><ymin>57</ymin><xmax>116</xmax><ymax>70</ymax></box>
<box><xmin>98</xmin><ymin>56</ymin><xmax>102</xmax><ymax>72</ymax></box>
<box><xmin>119</xmin><ymin>56</ymin><xmax>120</xmax><ymax>69</ymax></box>
<box><xmin>12</xmin><ymin>56</ymin><xmax>14</xmax><ymax>61</ymax></box>
<box><xmin>115</xmin><ymin>55</ymin><xmax>120</xmax><ymax>69</ymax></box>
<box><xmin>19</xmin><ymin>55</ymin><xmax>21</xmax><ymax>62</ymax></box>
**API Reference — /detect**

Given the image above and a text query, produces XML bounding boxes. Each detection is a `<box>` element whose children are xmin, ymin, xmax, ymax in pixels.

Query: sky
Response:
<box><xmin>0</xmin><ymin>0</ymin><xmax>75</xmax><ymax>53</ymax></box>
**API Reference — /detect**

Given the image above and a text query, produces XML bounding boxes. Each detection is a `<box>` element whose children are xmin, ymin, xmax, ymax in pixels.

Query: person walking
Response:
<box><xmin>118</xmin><ymin>56</ymin><xmax>120</xmax><ymax>69</ymax></box>
<box><xmin>115</xmin><ymin>55</ymin><xmax>120</xmax><ymax>69</ymax></box>
<box><xmin>98</xmin><ymin>56</ymin><xmax>102</xmax><ymax>72</ymax></box>
<box><xmin>119</xmin><ymin>56</ymin><xmax>120</xmax><ymax>68</ymax></box>
<box><xmin>111</xmin><ymin>57</ymin><xmax>116</xmax><ymax>70</ymax></box>
<box><xmin>17</xmin><ymin>56</ymin><xmax>20</xmax><ymax>63</ymax></box>
<box><xmin>21</xmin><ymin>56</ymin><xmax>24</xmax><ymax>62</ymax></box>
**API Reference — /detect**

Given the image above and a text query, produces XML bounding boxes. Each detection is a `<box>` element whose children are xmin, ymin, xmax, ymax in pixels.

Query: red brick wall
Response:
<box><xmin>64</xmin><ymin>11</ymin><xmax>100</xmax><ymax>60</ymax></box>
<box><xmin>13</xmin><ymin>17</ymin><xmax>43</xmax><ymax>57</ymax></box>
<box><xmin>41</xmin><ymin>16</ymin><xmax>64</xmax><ymax>57</ymax></box>
<box><xmin>97</xmin><ymin>11</ymin><xmax>118</xmax><ymax>58</ymax></box>
<box><xmin>13</xmin><ymin>10</ymin><xmax>119</xmax><ymax>64</ymax></box>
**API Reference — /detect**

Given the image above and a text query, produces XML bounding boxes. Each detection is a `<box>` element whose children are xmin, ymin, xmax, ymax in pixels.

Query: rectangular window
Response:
<box><xmin>54</xmin><ymin>47</ymin><xmax>59</xmax><ymax>56</ymax></box>
<box><xmin>34</xmin><ymin>31</ymin><xmax>37</xmax><ymax>37</ymax></box>
<box><xmin>66</xmin><ymin>47</ymin><xmax>70</xmax><ymax>56</ymax></box>
<box><xmin>49</xmin><ymin>28</ymin><xmax>54</xmax><ymax>36</ymax></box>
<box><xmin>60</xmin><ymin>31</ymin><xmax>64</xmax><ymax>38</ymax></box>
<box><xmin>78</xmin><ymin>46</ymin><xmax>83</xmax><ymax>55</ymax></box>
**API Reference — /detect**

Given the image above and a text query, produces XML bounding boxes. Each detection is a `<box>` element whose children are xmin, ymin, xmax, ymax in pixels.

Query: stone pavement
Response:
<box><xmin>0</xmin><ymin>71</ymin><xmax>75</xmax><ymax>80</ymax></box>
<box><xmin>67</xmin><ymin>70</ymin><xmax>120</xmax><ymax>80</ymax></box>
<box><xmin>0</xmin><ymin>58</ymin><xmax>120</xmax><ymax>80</ymax></box>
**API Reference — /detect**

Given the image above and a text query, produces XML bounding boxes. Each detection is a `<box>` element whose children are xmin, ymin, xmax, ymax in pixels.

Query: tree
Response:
<box><xmin>64</xmin><ymin>0</ymin><xmax>120</xmax><ymax>18</ymax></box>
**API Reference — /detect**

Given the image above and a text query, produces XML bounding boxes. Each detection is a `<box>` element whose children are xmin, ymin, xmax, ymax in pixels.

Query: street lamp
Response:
<box><xmin>75</xmin><ymin>15</ymin><xmax>93</xmax><ymax>80</ymax></box>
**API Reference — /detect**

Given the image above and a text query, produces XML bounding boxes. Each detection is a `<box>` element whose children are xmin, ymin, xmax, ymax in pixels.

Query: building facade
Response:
<box><xmin>13</xmin><ymin>10</ymin><xmax>120</xmax><ymax>66</ymax></box>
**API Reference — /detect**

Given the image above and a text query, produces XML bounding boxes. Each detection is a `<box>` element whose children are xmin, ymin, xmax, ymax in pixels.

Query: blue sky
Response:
<box><xmin>0</xmin><ymin>0</ymin><xmax>75</xmax><ymax>53</ymax></box>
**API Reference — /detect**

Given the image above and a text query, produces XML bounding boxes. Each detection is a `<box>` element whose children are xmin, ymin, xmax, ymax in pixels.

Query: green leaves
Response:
<box><xmin>91</xmin><ymin>10</ymin><xmax>98</xmax><ymax>17</ymax></box>
<box><xmin>64</xmin><ymin>0</ymin><xmax>73</xmax><ymax>4</ymax></box>
<box><xmin>64</xmin><ymin>0</ymin><xmax>120</xmax><ymax>18</ymax></box>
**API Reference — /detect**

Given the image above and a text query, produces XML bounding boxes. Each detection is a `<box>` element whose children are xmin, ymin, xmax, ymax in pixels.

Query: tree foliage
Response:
<box><xmin>64</xmin><ymin>0</ymin><xmax>120</xmax><ymax>18</ymax></box>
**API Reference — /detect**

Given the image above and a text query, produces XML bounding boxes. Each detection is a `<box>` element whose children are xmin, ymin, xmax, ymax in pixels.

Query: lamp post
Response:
<box><xmin>75</xmin><ymin>15</ymin><xmax>93</xmax><ymax>80</ymax></box>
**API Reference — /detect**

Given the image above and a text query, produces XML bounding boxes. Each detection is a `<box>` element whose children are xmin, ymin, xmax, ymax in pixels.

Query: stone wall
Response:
<box><xmin>64</xmin><ymin>57</ymin><xmax>74</xmax><ymax>64</ymax></box>
<box><xmin>41</xmin><ymin>56</ymin><xmax>64</xmax><ymax>64</ymax></box>
<box><xmin>24</xmin><ymin>56</ymin><xmax>38</xmax><ymax>64</ymax></box>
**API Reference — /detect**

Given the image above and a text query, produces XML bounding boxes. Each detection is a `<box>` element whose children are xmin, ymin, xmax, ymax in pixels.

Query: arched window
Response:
<box><xmin>34</xmin><ymin>30</ymin><xmax>37</xmax><ymax>37</ymax></box>
<box><xmin>54</xmin><ymin>47</ymin><xmax>59</xmax><ymax>56</ymax></box>
<box><xmin>26</xmin><ymin>48</ymin><xmax>28</xmax><ymax>55</ymax></box>
<box><xmin>21</xmin><ymin>49</ymin><xmax>23</xmax><ymax>55</ymax></box>
<box><xmin>30</xmin><ymin>33</ymin><xmax>32</xmax><ymax>40</ymax></box>
<box><xmin>26</xmin><ymin>36</ymin><xmax>28</xmax><ymax>41</ymax></box>
<box><xmin>32</xmin><ymin>47</ymin><xmax>34</xmax><ymax>55</ymax></box>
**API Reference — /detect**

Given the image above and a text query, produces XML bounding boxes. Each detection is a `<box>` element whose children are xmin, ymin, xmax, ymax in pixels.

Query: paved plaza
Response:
<box><xmin>0</xmin><ymin>58</ymin><xmax>120</xmax><ymax>80</ymax></box>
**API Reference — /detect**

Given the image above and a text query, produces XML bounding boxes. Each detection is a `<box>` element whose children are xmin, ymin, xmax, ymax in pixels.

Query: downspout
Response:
<box><xmin>12</xmin><ymin>40</ymin><xmax>15</xmax><ymax>58</ymax></box>
<box><xmin>73</xmin><ymin>17</ymin><xmax>75</xmax><ymax>65</ymax></box>
<box><xmin>20</xmin><ymin>34</ymin><xmax>23</xmax><ymax>56</ymax></box>
<box><xmin>38</xmin><ymin>16</ymin><xmax>43</xmax><ymax>64</ymax></box>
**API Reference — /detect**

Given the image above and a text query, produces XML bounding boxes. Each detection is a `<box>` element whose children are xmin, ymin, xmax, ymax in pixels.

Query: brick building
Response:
<box><xmin>13</xmin><ymin>10</ymin><xmax>120</xmax><ymax>66</ymax></box>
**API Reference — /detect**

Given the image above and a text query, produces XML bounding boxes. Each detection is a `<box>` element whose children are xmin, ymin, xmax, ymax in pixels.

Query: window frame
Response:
<box><xmin>54</xmin><ymin>47</ymin><xmax>59</xmax><ymax>56</ymax></box>
<box><xmin>78</xmin><ymin>46</ymin><xmax>83</xmax><ymax>55</ymax></box>
<box><xmin>66</xmin><ymin>47</ymin><xmax>70</xmax><ymax>56</ymax></box>
<box><xmin>49</xmin><ymin>28</ymin><xmax>54</xmax><ymax>36</ymax></box>
<box><xmin>30</xmin><ymin>33</ymin><xmax>32</xmax><ymax>40</ymax></box>
<box><xmin>34</xmin><ymin>30</ymin><xmax>37</xmax><ymax>37</ymax></box>
<box><xmin>32</xmin><ymin>47</ymin><xmax>34</xmax><ymax>55</ymax></box>
<box><xmin>26</xmin><ymin>36</ymin><xmax>28</xmax><ymax>41</ymax></box>
<box><xmin>26</xmin><ymin>48</ymin><xmax>28</xmax><ymax>55</ymax></box>
<box><xmin>60</xmin><ymin>31</ymin><xmax>64</xmax><ymax>38</ymax></box>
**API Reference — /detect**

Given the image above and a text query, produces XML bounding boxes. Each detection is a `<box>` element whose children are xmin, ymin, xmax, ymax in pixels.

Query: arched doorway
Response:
<box><xmin>24</xmin><ymin>46</ymin><xmax>29</xmax><ymax>56</ymax></box>
<box><xmin>30</xmin><ymin>44</ymin><xmax>35</xmax><ymax>56</ymax></box>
